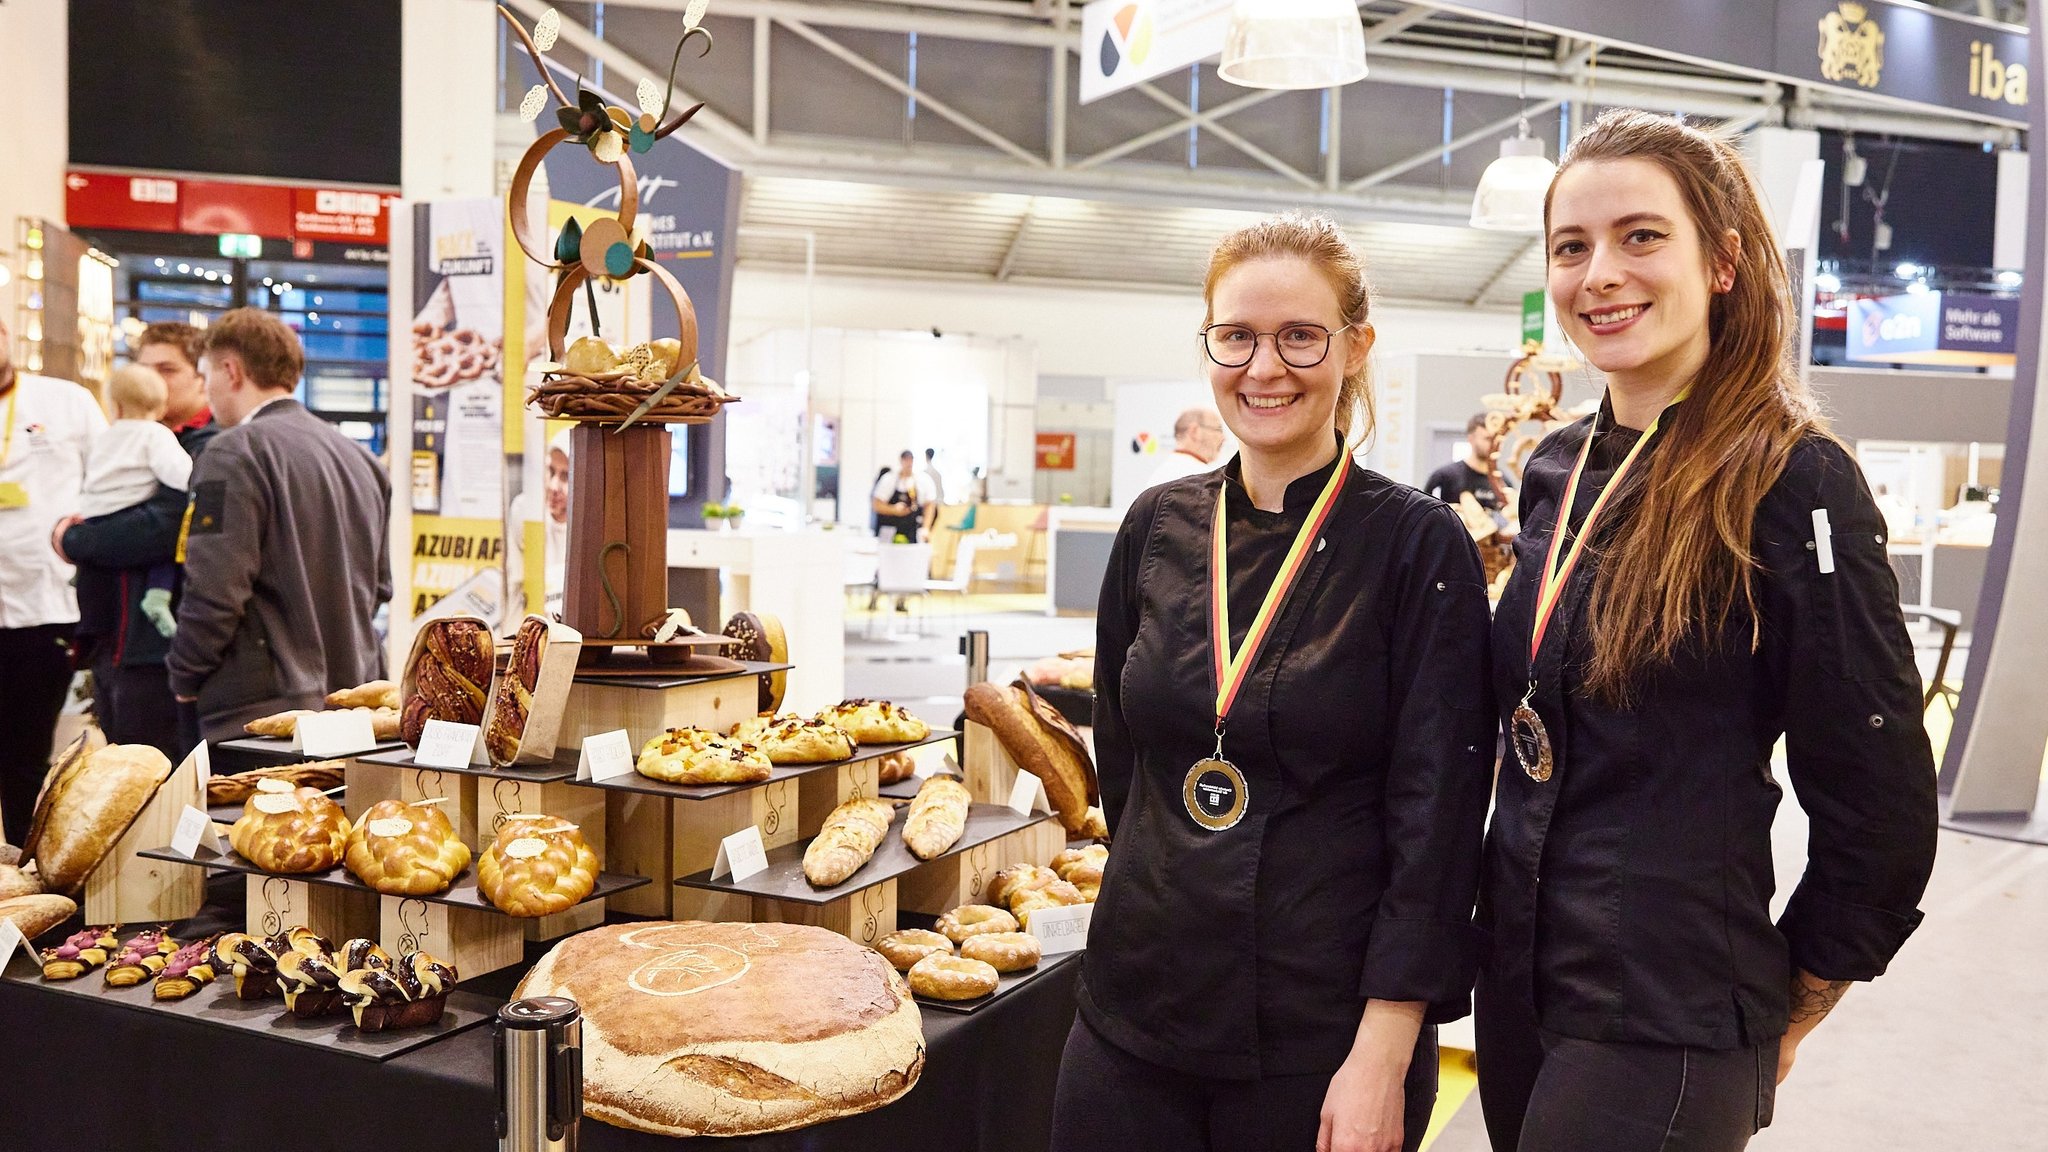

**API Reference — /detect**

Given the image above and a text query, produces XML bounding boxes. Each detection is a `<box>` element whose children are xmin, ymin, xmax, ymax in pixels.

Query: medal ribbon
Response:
<box><xmin>1527</xmin><ymin>395</ymin><xmax>1684</xmax><ymax>665</ymax></box>
<box><xmin>1210</xmin><ymin>453</ymin><xmax>1349</xmax><ymax>729</ymax></box>
<box><xmin>0</xmin><ymin>385</ymin><xmax>17</xmax><ymax>468</ymax></box>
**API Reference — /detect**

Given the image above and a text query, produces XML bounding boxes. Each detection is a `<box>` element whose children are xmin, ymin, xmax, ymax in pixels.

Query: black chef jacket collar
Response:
<box><xmin>1218</xmin><ymin>433</ymin><xmax>1346</xmax><ymax>512</ymax></box>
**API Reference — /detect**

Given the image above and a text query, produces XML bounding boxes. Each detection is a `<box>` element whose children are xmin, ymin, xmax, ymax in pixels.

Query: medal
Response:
<box><xmin>1516</xmin><ymin>398</ymin><xmax>1677</xmax><ymax>782</ymax></box>
<box><xmin>1190</xmin><ymin>447</ymin><xmax>1349</xmax><ymax>831</ymax></box>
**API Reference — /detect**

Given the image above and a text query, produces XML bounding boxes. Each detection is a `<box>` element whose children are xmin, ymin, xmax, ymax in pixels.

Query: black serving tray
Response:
<box><xmin>570</xmin><ymin>731</ymin><xmax>957</xmax><ymax>802</ymax></box>
<box><xmin>675</xmin><ymin>802</ymin><xmax>1050</xmax><ymax>906</ymax></box>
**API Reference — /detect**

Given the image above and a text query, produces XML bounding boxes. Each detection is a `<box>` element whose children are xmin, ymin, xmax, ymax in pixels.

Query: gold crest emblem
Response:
<box><xmin>1818</xmin><ymin>1</ymin><xmax>1884</xmax><ymax>89</ymax></box>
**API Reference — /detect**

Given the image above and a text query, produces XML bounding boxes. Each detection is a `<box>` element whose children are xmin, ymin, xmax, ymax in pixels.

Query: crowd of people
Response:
<box><xmin>0</xmin><ymin>308</ymin><xmax>389</xmax><ymax>844</ymax></box>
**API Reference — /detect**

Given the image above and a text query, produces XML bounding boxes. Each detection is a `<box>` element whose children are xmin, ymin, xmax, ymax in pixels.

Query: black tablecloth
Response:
<box><xmin>0</xmin><ymin>877</ymin><xmax>1079</xmax><ymax>1152</ymax></box>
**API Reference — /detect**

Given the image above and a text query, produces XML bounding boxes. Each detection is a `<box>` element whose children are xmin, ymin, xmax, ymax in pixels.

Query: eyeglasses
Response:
<box><xmin>1199</xmin><ymin>322</ymin><xmax>1351</xmax><ymax>369</ymax></box>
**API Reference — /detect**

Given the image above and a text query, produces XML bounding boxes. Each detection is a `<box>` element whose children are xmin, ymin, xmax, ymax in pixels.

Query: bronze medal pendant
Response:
<box><xmin>1510</xmin><ymin>702</ymin><xmax>1553</xmax><ymax>782</ymax></box>
<box><xmin>1184</xmin><ymin>758</ymin><xmax>1249</xmax><ymax>832</ymax></box>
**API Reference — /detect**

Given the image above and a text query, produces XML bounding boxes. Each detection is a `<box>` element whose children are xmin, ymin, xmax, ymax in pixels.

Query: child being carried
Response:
<box><xmin>78</xmin><ymin>364</ymin><xmax>193</xmax><ymax>635</ymax></box>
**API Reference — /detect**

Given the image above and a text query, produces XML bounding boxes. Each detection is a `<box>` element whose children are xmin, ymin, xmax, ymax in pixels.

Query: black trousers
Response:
<box><xmin>1050</xmin><ymin>1016</ymin><xmax>1438</xmax><ymax>1152</ymax></box>
<box><xmin>0</xmin><ymin>624</ymin><xmax>75</xmax><ymax>847</ymax></box>
<box><xmin>90</xmin><ymin>652</ymin><xmax>188</xmax><ymax>764</ymax></box>
<box><xmin>1475</xmin><ymin>975</ymin><xmax>1776</xmax><ymax>1152</ymax></box>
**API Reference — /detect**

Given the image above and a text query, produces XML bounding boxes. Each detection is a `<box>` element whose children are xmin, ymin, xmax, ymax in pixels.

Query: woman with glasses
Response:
<box><xmin>1051</xmin><ymin>213</ymin><xmax>1493</xmax><ymax>1152</ymax></box>
<box><xmin>1476</xmin><ymin>110</ymin><xmax>1937</xmax><ymax>1152</ymax></box>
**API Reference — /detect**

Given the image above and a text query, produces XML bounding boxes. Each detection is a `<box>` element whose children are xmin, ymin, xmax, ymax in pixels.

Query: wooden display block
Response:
<box><xmin>477</xmin><ymin>777</ymin><xmax>608</xmax><ymax>939</ymax></box>
<box><xmin>963</xmin><ymin>721</ymin><xmax>1020</xmax><ymax>807</ymax></box>
<box><xmin>670</xmin><ymin>790</ymin><xmax>764</xmax><ymax>923</ymax></box>
<box><xmin>796</xmin><ymin>755</ymin><xmax>888</xmax><ymax>839</ymax></box>
<box><xmin>557</xmin><ymin>676</ymin><xmax>758</xmax><ymax>749</ymax></box>
<box><xmin>343</xmin><ymin>757</ymin><xmax>402</xmax><ymax>822</ymax></box>
<box><xmin>246</xmin><ymin>875</ymin><xmax>378</xmax><ymax>942</ymax></box>
<box><xmin>397</xmin><ymin>767</ymin><xmax>479</xmax><ymax>848</ymax></box>
<box><xmin>753</xmin><ymin>881</ymin><xmax>897</xmax><ymax>949</ymax></box>
<box><xmin>84</xmin><ymin>750</ymin><xmax>205</xmax><ymax>925</ymax></box>
<box><xmin>381</xmin><ymin>896</ymin><xmax>524</xmax><ymax>979</ymax></box>
<box><xmin>896</xmin><ymin>818</ymin><xmax>1066</xmax><ymax>916</ymax></box>
<box><xmin>565</xmin><ymin>423</ymin><xmax>672</xmax><ymax>644</ymax></box>
<box><xmin>604</xmin><ymin>790</ymin><xmax>670</xmax><ymax>918</ymax></box>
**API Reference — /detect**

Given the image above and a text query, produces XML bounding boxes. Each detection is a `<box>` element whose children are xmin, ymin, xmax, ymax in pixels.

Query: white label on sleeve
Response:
<box><xmin>415</xmin><ymin>719</ymin><xmax>482</xmax><ymax>769</ymax></box>
<box><xmin>171</xmin><ymin>804</ymin><xmax>223</xmax><ymax>857</ymax></box>
<box><xmin>1008</xmin><ymin>770</ymin><xmax>1050</xmax><ymax>817</ymax></box>
<box><xmin>712</xmin><ymin>825</ymin><xmax>770</xmax><ymax>882</ymax></box>
<box><xmin>578</xmin><ymin>729</ymin><xmax>636</xmax><ymax>781</ymax></box>
<box><xmin>295</xmin><ymin>710</ymin><xmax>379</xmax><ymax>757</ymax></box>
<box><xmin>1812</xmin><ymin>508</ymin><xmax>1836</xmax><ymax>575</ymax></box>
<box><xmin>1024</xmin><ymin>902</ymin><xmax>1093</xmax><ymax>955</ymax></box>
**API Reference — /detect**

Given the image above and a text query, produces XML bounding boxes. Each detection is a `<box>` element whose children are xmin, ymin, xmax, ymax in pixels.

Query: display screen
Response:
<box><xmin>69</xmin><ymin>0</ymin><xmax>401</xmax><ymax>186</ymax></box>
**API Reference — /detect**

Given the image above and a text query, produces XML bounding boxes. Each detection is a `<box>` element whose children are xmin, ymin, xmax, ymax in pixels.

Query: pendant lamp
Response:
<box><xmin>1218</xmin><ymin>0</ymin><xmax>1368</xmax><ymax>91</ymax></box>
<box><xmin>1470</xmin><ymin>124</ymin><xmax>1558</xmax><ymax>231</ymax></box>
<box><xmin>1470</xmin><ymin>0</ymin><xmax>1558</xmax><ymax>232</ymax></box>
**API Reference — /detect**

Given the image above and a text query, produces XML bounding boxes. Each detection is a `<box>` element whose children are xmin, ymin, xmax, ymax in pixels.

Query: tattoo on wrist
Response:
<box><xmin>1788</xmin><ymin>977</ymin><xmax>1851</xmax><ymax>1024</ymax></box>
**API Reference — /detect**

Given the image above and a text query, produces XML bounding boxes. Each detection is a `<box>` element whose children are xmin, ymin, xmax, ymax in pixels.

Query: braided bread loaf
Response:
<box><xmin>477</xmin><ymin>814</ymin><xmax>598</xmax><ymax>917</ymax></box>
<box><xmin>344</xmin><ymin>799</ymin><xmax>472</xmax><ymax>896</ymax></box>
<box><xmin>229</xmin><ymin>786</ymin><xmax>351</xmax><ymax>874</ymax></box>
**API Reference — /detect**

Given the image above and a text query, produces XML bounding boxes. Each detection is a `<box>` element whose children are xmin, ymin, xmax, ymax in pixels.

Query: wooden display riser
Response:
<box><xmin>963</xmin><ymin>721</ymin><xmax>1021</xmax><ymax>807</ymax></box>
<box><xmin>85</xmin><ymin>749</ymin><xmax>206</xmax><ymax>925</ymax></box>
<box><xmin>246</xmin><ymin>874</ymin><xmax>380</xmax><ymax>943</ymax></box>
<box><xmin>753</xmin><ymin>882</ymin><xmax>897</xmax><ymax>949</ymax></box>
<box><xmin>382</xmin><ymin>897</ymin><xmax>524</xmax><ymax>980</ymax></box>
<box><xmin>896</xmin><ymin>819</ymin><xmax>1065</xmax><ymax>916</ymax></box>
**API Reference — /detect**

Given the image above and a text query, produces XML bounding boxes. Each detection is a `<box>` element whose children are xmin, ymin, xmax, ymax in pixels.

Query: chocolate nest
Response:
<box><xmin>527</xmin><ymin>371</ymin><xmax>737</xmax><ymax>423</ymax></box>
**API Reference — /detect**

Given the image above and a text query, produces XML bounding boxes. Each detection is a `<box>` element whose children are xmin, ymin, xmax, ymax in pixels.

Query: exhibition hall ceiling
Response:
<box><xmin>526</xmin><ymin>0</ymin><xmax>2024</xmax><ymax>304</ymax></box>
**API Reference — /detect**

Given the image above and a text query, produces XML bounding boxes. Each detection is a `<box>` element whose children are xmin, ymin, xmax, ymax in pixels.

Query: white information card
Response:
<box><xmin>712</xmin><ymin>825</ymin><xmax>770</xmax><ymax>882</ymax></box>
<box><xmin>294</xmin><ymin>710</ymin><xmax>379</xmax><ymax>757</ymax></box>
<box><xmin>171</xmin><ymin>804</ymin><xmax>225</xmax><ymax>858</ymax></box>
<box><xmin>578</xmin><ymin>730</ymin><xmax>636</xmax><ymax>782</ymax></box>
<box><xmin>0</xmin><ymin>919</ymin><xmax>25</xmax><ymax>973</ymax></box>
<box><xmin>1007</xmin><ymin>769</ymin><xmax>1051</xmax><ymax>817</ymax></box>
<box><xmin>415</xmin><ymin>720</ymin><xmax>482</xmax><ymax>770</ymax></box>
<box><xmin>1026</xmin><ymin>903</ymin><xmax>1093</xmax><ymax>955</ymax></box>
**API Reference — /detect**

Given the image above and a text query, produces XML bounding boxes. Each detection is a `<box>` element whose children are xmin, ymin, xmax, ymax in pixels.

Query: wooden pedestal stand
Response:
<box><xmin>83</xmin><ymin>750</ymin><xmax>207</xmax><ymax>925</ymax></box>
<box><xmin>564</xmin><ymin>423</ymin><xmax>672</xmax><ymax>645</ymax></box>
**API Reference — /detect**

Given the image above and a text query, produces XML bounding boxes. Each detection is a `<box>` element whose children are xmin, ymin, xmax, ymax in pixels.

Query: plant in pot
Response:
<box><xmin>701</xmin><ymin>502</ymin><xmax>726</xmax><ymax>531</ymax></box>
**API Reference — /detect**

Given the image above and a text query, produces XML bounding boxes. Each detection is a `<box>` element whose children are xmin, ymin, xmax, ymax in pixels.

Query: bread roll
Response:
<box><xmin>0</xmin><ymin>864</ymin><xmax>43</xmax><ymax>901</ymax></box>
<box><xmin>327</xmin><ymin>680</ymin><xmax>400</xmax><ymax>710</ymax></box>
<box><xmin>24</xmin><ymin>740</ymin><xmax>173</xmax><ymax>895</ymax></box>
<box><xmin>901</xmin><ymin>777</ymin><xmax>970</xmax><ymax>860</ymax></box>
<box><xmin>229</xmin><ymin>786</ymin><xmax>351</xmax><ymax>874</ymax></box>
<box><xmin>801</xmin><ymin>797</ymin><xmax>896</xmax><ymax>888</ymax></box>
<box><xmin>243</xmin><ymin>709</ymin><xmax>316</xmax><ymax>738</ymax></box>
<box><xmin>477</xmin><ymin>815</ymin><xmax>598</xmax><ymax>917</ymax></box>
<box><xmin>344</xmin><ymin>799</ymin><xmax>471</xmax><ymax>895</ymax></box>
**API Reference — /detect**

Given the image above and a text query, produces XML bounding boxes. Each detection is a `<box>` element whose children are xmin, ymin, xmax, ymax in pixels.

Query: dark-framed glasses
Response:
<box><xmin>1199</xmin><ymin>322</ymin><xmax>1350</xmax><ymax>369</ymax></box>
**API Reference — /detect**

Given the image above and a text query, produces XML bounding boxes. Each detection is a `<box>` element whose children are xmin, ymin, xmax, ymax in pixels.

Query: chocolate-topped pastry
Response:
<box><xmin>338</xmin><ymin>950</ymin><xmax>459</xmax><ymax>1032</ymax></box>
<box><xmin>339</xmin><ymin>937</ymin><xmax>390</xmax><ymax>973</ymax></box>
<box><xmin>104</xmin><ymin>928</ymin><xmax>178</xmax><ymax>988</ymax></box>
<box><xmin>213</xmin><ymin>933</ymin><xmax>282</xmax><ymax>999</ymax></box>
<box><xmin>721</xmin><ymin>612</ymin><xmax>788</xmax><ymax>712</ymax></box>
<box><xmin>276</xmin><ymin>949</ymin><xmax>348</xmax><ymax>1018</ymax></box>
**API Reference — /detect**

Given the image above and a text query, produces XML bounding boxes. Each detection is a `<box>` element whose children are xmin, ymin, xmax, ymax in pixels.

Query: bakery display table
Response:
<box><xmin>0</xmin><ymin>876</ymin><xmax>1080</xmax><ymax>1152</ymax></box>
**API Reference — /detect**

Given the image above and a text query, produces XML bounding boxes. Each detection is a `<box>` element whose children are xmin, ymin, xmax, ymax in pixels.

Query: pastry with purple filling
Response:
<box><xmin>104</xmin><ymin>928</ymin><xmax>178</xmax><ymax>988</ymax></box>
<box><xmin>152</xmin><ymin>936</ymin><xmax>222</xmax><ymax>1001</ymax></box>
<box><xmin>40</xmin><ymin>925</ymin><xmax>120</xmax><ymax>981</ymax></box>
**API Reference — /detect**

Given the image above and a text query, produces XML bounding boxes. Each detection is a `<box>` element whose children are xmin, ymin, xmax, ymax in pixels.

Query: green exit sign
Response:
<box><xmin>217</xmin><ymin>233</ymin><xmax>262</xmax><ymax>259</ymax></box>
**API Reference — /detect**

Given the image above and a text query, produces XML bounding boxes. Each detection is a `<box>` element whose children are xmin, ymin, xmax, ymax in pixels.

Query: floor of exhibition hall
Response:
<box><xmin>848</xmin><ymin>605</ymin><xmax>2047</xmax><ymax>1151</ymax></box>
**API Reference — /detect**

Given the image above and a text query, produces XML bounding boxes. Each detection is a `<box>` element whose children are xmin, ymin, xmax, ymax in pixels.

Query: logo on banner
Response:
<box><xmin>1818</xmin><ymin>2</ymin><xmax>1885</xmax><ymax>89</ymax></box>
<box><xmin>1098</xmin><ymin>4</ymin><xmax>1155</xmax><ymax>78</ymax></box>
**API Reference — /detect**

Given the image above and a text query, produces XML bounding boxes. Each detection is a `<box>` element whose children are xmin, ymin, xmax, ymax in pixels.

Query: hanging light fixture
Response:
<box><xmin>1218</xmin><ymin>0</ymin><xmax>1368</xmax><ymax>91</ymax></box>
<box><xmin>1470</xmin><ymin>4</ymin><xmax>1558</xmax><ymax>231</ymax></box>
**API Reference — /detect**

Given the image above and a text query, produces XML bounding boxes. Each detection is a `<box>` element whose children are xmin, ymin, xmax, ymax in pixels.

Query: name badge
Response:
<box><xmin>0</xmin><ymin>482</ymin><xmax>27</xmax><ymax>509</ymax></box>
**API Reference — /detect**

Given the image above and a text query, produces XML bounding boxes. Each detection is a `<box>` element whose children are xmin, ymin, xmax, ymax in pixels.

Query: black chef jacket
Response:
<box><xmin>1086</xmin><ymin>446</ymin><xmax>1495</xmax><ymax>1080</ymax></box>
<box><xmin>1484</xmin><ymin>407</ymin><xmax>1937</xmax><ymax>1051</ymax></box>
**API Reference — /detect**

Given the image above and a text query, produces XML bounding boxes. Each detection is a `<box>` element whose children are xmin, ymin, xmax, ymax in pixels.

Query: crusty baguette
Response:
<box><xmin>801</xmin><ymin>798</ymin><xmax>896</xmax><ymax>887</ymax></box>
<box><xmin>901</xmin><ymin>778</ymin><xmax>970</xmax><ymax>860</ymax></box>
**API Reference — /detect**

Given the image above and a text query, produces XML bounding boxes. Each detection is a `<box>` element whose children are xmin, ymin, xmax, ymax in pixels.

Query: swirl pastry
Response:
<box><xmin>635</xmin><ymin>728</ymin><xmax>771</xmax><ymax>785</ymax></box>
<box><xmin>819</xmin><ymin>700</ymin><xmax>929</xmax><ymax>745</ymax></box>
<box><xmin>401</xmin><ymin>617</ymin><xmax>496</xmax><ymax>747</ymax></box>
<box><xmin>212</xmin><ymin>926</ymin><xmax>330</xmax><ymax>1000</ymax></box>
<box><xmin>276</xmin><ymin>948</ymin><xmax>349</xmax><ymax>1018</ymax></box>
<box><xmin>344</xmin><ymin>799</ymin><xmax>471</xmax><ymax>896</ymax></box>
<box><xmin>40</xmin><ymin>925</ymin><xmax>120</xmax><ymax>981</ymax></box>
<box><xmin>229</xmin><ymin>785</ymin><xmax>351</xmax><ymax>874</ymax></box>
<box><xmin>477</xmin><ymin>815</ymin><xmax>599</xmax><ymax>918</ymax></box>
<box><xmin>105</xmin><ymin>928</ymin><xmax>177</xmax><ymax>988</ymax></box>
<box><xmin>485</xmin><ymin>616</ymin><xmax>551</xmax><ymax>766</ymax></box>
<box><xmin>801</xmin><ymin>797</ymin><xmax>897</xmax><ymax>888</ymax></box>
<box><xmin>902</xmin><ymin>777</ymin><xmax>970</xmax><ymax>860</ymax></box>
<box><xmin>152</xmin><ymin>935</ymin><xmax>221</xmax><ymax>1001</ymax></box>
<box><xmin>338</xmin><ymin>950</ymin><xmax>459</xmax><ymax>1032</ymax></box>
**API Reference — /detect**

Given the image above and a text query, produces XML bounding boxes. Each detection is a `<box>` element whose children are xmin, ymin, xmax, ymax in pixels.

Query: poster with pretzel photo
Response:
<box><xmin>409</xmin><ymin>199</ymin><xmax>508</xmax><ymax>623</ymax></box>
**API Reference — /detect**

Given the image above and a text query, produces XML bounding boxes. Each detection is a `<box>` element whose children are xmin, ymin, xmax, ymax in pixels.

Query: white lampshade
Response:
<box><xmin>1470</xmin><ymin>134</ymin><xmax>1558</xmax><ymax>232</ymax></box>
<box><xmin>1218</xmin><ymin>0</ymin><xmax>1368</xmax><ymax>90</ymax></box>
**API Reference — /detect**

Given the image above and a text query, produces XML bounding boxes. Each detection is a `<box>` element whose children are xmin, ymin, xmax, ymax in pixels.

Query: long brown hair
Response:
<box><xmin>1203</xmin><ymin>212</ymin><xmax>1376</xmax><ymax>441</ymax></box>
<box><xmin>1546</xmin><ymin>110</ymin><xmax>1825</xmax><ymax>703</ymax></box>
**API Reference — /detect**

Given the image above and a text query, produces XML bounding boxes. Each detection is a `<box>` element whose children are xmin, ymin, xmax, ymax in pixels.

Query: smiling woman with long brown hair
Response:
<box><xmin>1475</xmin><ymin>110</ymin><xmax>1938</xmax><ymax>1151</ymax></box>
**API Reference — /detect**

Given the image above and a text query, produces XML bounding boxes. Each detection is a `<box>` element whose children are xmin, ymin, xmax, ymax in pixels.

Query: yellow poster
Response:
<box><xmin>410</xmin><ymin>514</ymin><xmax>506</xmax><ymax>620</ymax></box>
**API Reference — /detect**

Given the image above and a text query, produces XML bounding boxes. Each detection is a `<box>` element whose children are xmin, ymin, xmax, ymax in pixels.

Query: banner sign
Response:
<box><xmin>1036</xmin><ymin>432</ymin><xmax>1078</xmax><ymax>470</ymax></box>
<box><xmin>1079</xmin><ymin>0</ymin><xmax>1235</xmax><ymax>104</ymax></box>
<box><xmin>1421</xmin><ymin>0</ymin><xmax>2027</xmax><ymax>124</ymax></box>
<box><xmin>64</xmin><ymin>170</ymin><xmax>394</xmax><ymax>245</ymax></box>
<box><xmin>410</xmin><ymin>199</ymin><xmax>508</xmax><ymax>624</ymax></box>
<box><xmin>1847</xmin><ymin>290</ymin><xmax>2019</xmax><ymax>366</ymax></box>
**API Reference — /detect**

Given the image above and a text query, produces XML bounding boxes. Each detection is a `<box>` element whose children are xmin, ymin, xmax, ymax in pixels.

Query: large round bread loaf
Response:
<box><xmin>516</xmin><ymin>921</ymin><xmax>925</xmax><ymax>1137</ymax></box>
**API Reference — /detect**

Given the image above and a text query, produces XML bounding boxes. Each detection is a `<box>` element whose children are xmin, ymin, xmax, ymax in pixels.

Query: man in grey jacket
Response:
<box><xmin>168</xmin><ymin>309</ymin><xmax>390</xmax><ymax>742</ymax></box>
